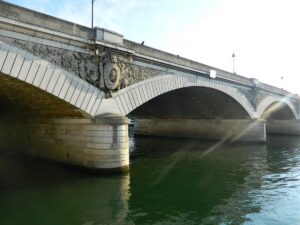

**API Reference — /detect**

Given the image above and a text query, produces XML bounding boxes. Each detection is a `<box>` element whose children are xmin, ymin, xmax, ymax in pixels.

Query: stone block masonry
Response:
<box><xmin>135</xmin><ymin>119</ymin><xmax>266</xmax><ymax>142</ymax></box>
<box><xmin>0</xmin><ymin>116</ymin><xmax>129</xmax><ymax>172</ymax></box>
<box><xmin>267</xmin><ymin>120</ymin><xmax>300</xmax><ymax>135</ymax></box>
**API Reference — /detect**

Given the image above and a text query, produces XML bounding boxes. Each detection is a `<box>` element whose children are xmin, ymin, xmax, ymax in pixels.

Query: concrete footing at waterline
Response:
<box><xmin>134</xmin><ymin>119</ymin><xmax>267</xmax><ymax>142</ymax></box>
<box><xmin>4</xmin><ymin>116</ymin><xmax>300</xmax><ymax>173</ymax></box>
<box><xmin>0</xmin><ymin>115</ymin><xmax>129</xmax><ymax>173</ymax></box>
<box><xmin>267</xmin><ymin>120</ymin><xmax>300</xmax><ymax>135</ymax></box>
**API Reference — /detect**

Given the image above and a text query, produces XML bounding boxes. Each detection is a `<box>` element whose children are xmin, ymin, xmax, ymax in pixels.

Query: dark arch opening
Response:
<box><xmin>261</xmin><ymin>102</ymin><xmax>296</xmax><ymax>120</ymax></box>
<box><xmin>130</xmin><ymin>87</ymin><xmax>251</xmax><ymax>119</ymax></box>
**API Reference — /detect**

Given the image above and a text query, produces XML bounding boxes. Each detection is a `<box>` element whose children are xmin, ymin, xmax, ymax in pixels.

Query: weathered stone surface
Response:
<box><xmin>267</xmin><ymin>120</ymin><xmax>300</xmax><ymax>135</ymax></box>
<box><xmin>11</xmin><ymin>39</ymin><xmax>101</xmax><ymax>86</ymax></box>
<box><xmin>101</xmin><ymin>52</ymin><xmax>163</xmax><ymax>94</ymax></box>
<box><xmin>0</xmin><ymin>74</ymin><xmax>87</xmax><ymax>118</ymax></box>
<box><xmin>0</xmin><ymin>118</ymin><xmax>129</xmax><ymax>172</ymax></box>
<box><xmin>238</xmin><ymin>87</ymin><xmax>269</xmax><ymax>110</ymax></box>
<box><xmin>135</xmin><ymin>118</ymin><xmax>266</xmax><ymax>142</ymax></box>
<box><xmin>10</xmin><ymin>39</ymin><xmax>163</xmax><ymax>94</ymax></box>
<box><xmin>131</xmin><ymin>86</ymin><xmax>251</xmax><ymax>119</ymax></box>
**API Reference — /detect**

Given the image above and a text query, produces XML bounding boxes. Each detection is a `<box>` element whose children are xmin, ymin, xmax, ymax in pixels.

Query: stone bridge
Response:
<box><xmin>0</xmin><ymin>1</ymin><xmax>299</xmax><ymax>172</ymax></box>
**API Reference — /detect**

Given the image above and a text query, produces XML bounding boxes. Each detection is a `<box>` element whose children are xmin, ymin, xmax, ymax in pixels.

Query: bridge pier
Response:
<box><xmin>0</xmin><ymin>115</ymin><xmax>129</xmax><ymax>173</ymax></box>
<box><xmin>134</xmin><ymin>119</ymin><xmax>266</xmax><ymax>142</ymax></box>
<box><xmin>266</xmin><ymin>120</ymin><xmax>300</xmax><ymax>135</ymax></box>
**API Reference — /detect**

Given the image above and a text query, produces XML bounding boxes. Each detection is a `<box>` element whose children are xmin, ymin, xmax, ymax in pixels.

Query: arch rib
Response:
<box><xmin>0</xmin><ymin>41</ymin><xmax>104</xmax><ymax>117</ymax></box>
<box><xmin>112</xmin><ymin>74</ymin><xmax>256</xmax><ymax>118</ymax></box>
<box><xmin>256</xmin><ymin>95</ymin><xmax>298</xmax><ymax>119</ymax></box>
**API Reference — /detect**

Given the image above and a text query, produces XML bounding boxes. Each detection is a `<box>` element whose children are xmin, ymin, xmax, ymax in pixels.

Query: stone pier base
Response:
<box><xmin>135</xmin><ymin>119</ymin><xmax>266</xmax><ymax>142</ymax></box>
<box><xmin>267</xmin><ymin>120</ymin><xmax>300</xmax><ymax>135</ymax></box>
<box><xmin>0</xmin><ymin>115</ymin><xmax>129</xmax><ymax>172</ymax></box>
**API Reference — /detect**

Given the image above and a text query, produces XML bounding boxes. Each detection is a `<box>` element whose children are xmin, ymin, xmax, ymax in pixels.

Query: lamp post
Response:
<box><xmin>232</xmin><ymin>52</ymin><xmax>236</xmax><ymax>74</ymax></box>
<box><xmin>91</xmin><ymin>0</ymin><xmax>95</xmax><ymax>28</ymax></box>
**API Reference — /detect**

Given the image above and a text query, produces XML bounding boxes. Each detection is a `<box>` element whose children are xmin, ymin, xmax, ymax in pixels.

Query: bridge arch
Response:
<box><xmin>112</xmin><ymin>74</ymin><xmax>256</xmax><ymax>118</ymax></box>
<box><xmin>256</xmin><ymin>96</ymin><xmax>298</xmax><ymax>120</ymax></box>
<box><xmin>0</xmin><ymin>41</ymin><xmax>104</xmax><ymax>117</ymax></box>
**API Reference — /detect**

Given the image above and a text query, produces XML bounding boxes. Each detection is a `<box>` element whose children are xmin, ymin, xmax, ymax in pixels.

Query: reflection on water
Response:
<box><xmin>1</xmin><ymin>135</ymin><xmax>300</xmax><ymax>224</ymax></box>
<box><xmin>0</xmin><ymin>156</ymin><xmax>131</xmax><ymax>225</ymax></box>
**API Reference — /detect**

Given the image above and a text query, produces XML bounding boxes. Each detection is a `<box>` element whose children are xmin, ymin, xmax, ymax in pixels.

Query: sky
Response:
<box><xmin>5</xmin><ymin>0</ymin><xmax>300</xmax><ymax>94</ymax></box>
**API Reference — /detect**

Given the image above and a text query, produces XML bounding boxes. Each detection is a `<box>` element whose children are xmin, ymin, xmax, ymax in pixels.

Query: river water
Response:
<box><xmin>1</xmin><ymin>135</ymin><xmax>300</xmax><ymax>225</ymax></box>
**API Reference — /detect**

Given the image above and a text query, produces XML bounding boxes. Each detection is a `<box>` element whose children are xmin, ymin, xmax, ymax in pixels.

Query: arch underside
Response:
<box><xmin>257</xmin><ymin>96</ymin><xmax>298</xmax><ymax>120</ymax></box>
<box><xmin>130</xmin><ymin>86</ymin><xmax>251</xmax><ymax>119</ymax></box>
<box><xmin>261</xmin><ymin>102</ymin><xmax>296</xmax><ymax>120</ymax></box>
<box><xmin>125</xmin><ymin>82</ymin><xmax>266</xmax><ymax>142</ymax></box>
<box><xmin>0</xmin><ymin>74</ymin><xmax>88</xmax><ymax>119</ymax></box>
<box><xmin>113</xmin><ymin>75</ymin><xmax>255</xmax><ymax>118</ymax></box>
<box><xmin>0</xmin><ymin>41</ymin><xmax>104</xmax><ymax>118</ymax></box>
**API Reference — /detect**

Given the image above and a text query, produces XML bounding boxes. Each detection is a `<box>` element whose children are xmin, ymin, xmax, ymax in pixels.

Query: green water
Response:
<box><xmin>1</xmin><ymin>136</ymin><xmax>300</xmax><ymax>225</ymax></box>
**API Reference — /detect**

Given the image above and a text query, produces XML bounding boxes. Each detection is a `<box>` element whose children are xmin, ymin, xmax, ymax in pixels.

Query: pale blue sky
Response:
<box><xmin>5</xmin><ymin>0</ymin><xmax>300</xmax><ymax>93</ymax></box>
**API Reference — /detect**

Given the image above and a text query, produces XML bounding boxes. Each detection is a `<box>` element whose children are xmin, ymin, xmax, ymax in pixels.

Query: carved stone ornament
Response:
<box><xmin>10</xmin><ymin>39</ymin><xmax>101</xmax><ymax>87</ymax></box>
<box><xmin>100</xmin><ymin>52</ymin><xmax>166</xmax><ymax>93</ymax></box>
<box><xmin>9</xmin><ymin>38</ymin><xmax>164</xmax><ymax>94</ymax></box>
<box><xmin>104</xmin><ymin>63</ymin><xmax>121</xmax><ymax>90</ymax></box>
<box><xmin>238</xmin><ymin>86</ymin><xmax>270</xmax><ymax>110</ymax></box>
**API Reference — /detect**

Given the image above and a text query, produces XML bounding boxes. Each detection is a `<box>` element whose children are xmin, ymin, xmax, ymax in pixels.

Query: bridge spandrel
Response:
<box><xmin>0</xmin><ymin>37</ymin><xmax>167</xmax><ymax>95</ymax></box>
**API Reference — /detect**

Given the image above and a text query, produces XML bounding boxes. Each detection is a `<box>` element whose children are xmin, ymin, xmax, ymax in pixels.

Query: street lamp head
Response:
<box><xmin>232</xmin><ymin>52</ymin><xmax>236</xmax><ymax>73</ymax></box>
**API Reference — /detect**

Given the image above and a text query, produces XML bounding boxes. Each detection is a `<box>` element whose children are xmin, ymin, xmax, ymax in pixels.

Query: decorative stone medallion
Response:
<box><xmin>104</xmin><ymin>63</ymin><xmax>121</xmax><ymax>90</ymax></box>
